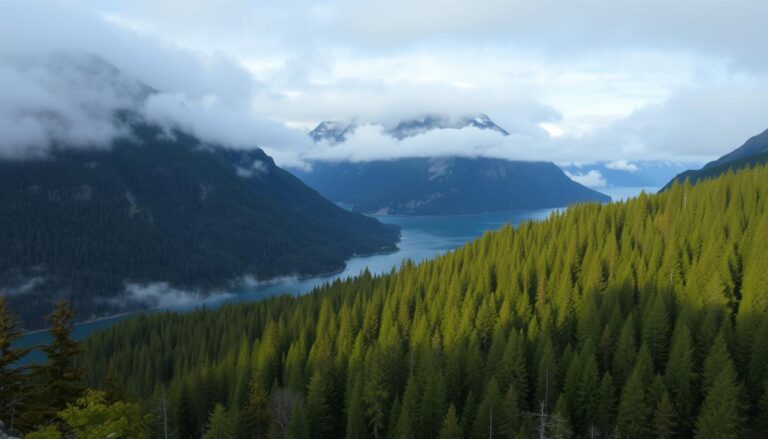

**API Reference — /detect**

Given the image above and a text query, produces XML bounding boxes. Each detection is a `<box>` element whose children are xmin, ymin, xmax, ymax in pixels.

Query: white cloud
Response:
<box><xmin>606</xmin><ymin>160</ymin><xmax>640</xmax><ymax>172</ymax></box>
<box><xmin>122</xmin><ymin>282</ymin><xmax>234</xmax><ymax>309</ymax></box>
<box><xmin>1</xmin><ymin>0</ymin><xmax>767</xmax><ymax>167</ymax></box>
<box><xmin>565</xmin><ymin>170</ymin><xmax>608</xmax><ymax>188</ymax></box>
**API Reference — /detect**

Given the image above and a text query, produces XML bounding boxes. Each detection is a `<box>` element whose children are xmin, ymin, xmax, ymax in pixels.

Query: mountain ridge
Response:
<box><xmin>298</xmin><ymin>114</ymin><xmax>610</xmax><ymax>214</ymax></box>
<box><xmin>664</xmin><ymin>127</ymin><xmax>768</xmax><ymax>189</ymax></box>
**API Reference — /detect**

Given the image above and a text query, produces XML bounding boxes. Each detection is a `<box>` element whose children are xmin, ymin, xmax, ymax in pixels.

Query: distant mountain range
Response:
<box><xmin>664</xmin><ymin>128</ymin><xmax>768</xmax><ymax>189</ymax></box>
<box><xmin>0</xmin><ymin>57</ymin><xmax>399</xmax><ymax>328</ymax></box>
<box><xmin>295</xmin><ymin>114</ymin><xmax>610</xmax><ymax>215</ymax></box>
<box><xmin>560</xmin><ymin>161</ymin><xmax>693</xmax><ymax>189</ymax></box>
<box><xmin>308</xmin><ymin>114</ymin><xmax>509</xmax><ymax>144</ymax></box>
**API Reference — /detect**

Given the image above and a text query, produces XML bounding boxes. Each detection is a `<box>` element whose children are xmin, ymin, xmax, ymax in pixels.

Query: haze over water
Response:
<box><xmin>16</xmin><ymin>186</ymin><xmax>651</xmax><ymax>360</ymax></box>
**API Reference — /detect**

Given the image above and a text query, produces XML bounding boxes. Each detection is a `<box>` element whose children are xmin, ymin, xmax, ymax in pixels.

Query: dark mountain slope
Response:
<box><xmin>664</xmin><ymin>127</ymin><xmax>768</xmax><ymax>189</ymax></box>
<box><xmin>293</xmin><ymin>157</ymin><xmax>610</xmax><ymax>215</ymax></box>
<box><xmin>0</xmin><ymin>122</ymin><xmax>398</xmax><ymax>328</ymax></box>
<box><xmin>297</xmin><ymin>115</ymin><xmax>610</xmax><ymax>214</ymax></box>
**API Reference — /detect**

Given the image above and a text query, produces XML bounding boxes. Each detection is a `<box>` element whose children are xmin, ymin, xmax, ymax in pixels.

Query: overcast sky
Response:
<box><xmin>2</xmin><ymin>0</ymin><xmax>768</xmax><ymax>167</ymax></box>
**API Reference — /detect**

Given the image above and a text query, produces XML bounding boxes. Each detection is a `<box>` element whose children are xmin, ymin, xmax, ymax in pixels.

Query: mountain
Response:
<box><xmin>664</xmin><ymin>127</ymin><xmax>768</xmax><ymax>189</ymax></box>
<box><xmin>308</xmin><ymin>120</ymin><xmax>356</xmax><ymax>144</ymax></box>
<box><xmin>294</xmin><ymin>157</ymin><xmax>610</xmax><ymax>215</ymax></box>
<box><xmin>76</xmin><ymin>163</ymin><xmax>768</xmax><ymax>438</ymax></box>
<box><xmin>388</xmin><ymin>113</ymin><xmax>509</xmax><ymax>139</ymax></box>
<box><xmin>560</xmin><ymin>161</ymin><xmax>694</xmax><ymax>188</ymax></box>
<box><xmin>0</xmin><ymin>59</ymin><xmax>399</xmax><ymax>329</ymax></box>
<box><xmin>308</xmin><ymin>114</ymin><xmax>509</xmax><ymax>145</ymax></box>
<box><xmin>296</xmin><ymin>114</ymin><xmax>609</xmax><ymax>215</ymax></box>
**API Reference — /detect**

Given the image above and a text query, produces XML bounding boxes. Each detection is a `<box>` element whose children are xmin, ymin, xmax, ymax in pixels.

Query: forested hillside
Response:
<box><xmin>0</xmin><ymin>121</ymin><xmax>399</xmax><ymax>329</ymax></box>
<box><xmin>664</xmin><ymin>127</ymin><xmax>768</xmax><ymax>189</ymax></box>
<box><xmin>79</xmin><ymin>165</ymin><xmax>768</xmax><ymax>437</ymax></box>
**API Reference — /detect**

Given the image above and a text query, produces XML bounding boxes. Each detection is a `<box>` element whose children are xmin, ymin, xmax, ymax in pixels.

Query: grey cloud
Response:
<box><xmin>0</xmin><ymin>0</ymin><xmax>308</xmax><ymax>158</ymax></box>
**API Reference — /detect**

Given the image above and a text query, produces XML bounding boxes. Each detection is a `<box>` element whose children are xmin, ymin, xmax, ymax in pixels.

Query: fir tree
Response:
<box><xmin>203</xmin><ymin>404</ymin><xmax>234</xmax><ymax>439</ymax></box>
<box><xmin>438</xmin><ymin>404</ymin><xmax>461</xmax><ymax>439</ymax></box>
<box><xmin>695</xmin><ymin>365</ymin><xmax>741</xmax><ymax>439</ymax></box>
<box><xmin>0</xmin><ymin>297</ymin><xmax>31</xmax><ymax>431</ymax></box>
<box><xmin>652</xmin><ymin>390</ymin><xmax>676</xmax><ymax>439</ymax></box>
<box><xmin>39</xmin><ymin>300</ymin><xmax>84</xmax><ymax>418</ymax></box>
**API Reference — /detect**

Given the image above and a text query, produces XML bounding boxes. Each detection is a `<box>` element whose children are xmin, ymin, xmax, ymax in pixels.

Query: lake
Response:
<box><xmin>14</xmin><ymin>186</ymin><xmax>655</xmax><ymax>359</ymax></box>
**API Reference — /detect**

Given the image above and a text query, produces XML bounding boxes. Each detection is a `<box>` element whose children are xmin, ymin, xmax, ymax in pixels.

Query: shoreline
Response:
<box><xmin>20</xmin><ymin>242</ymin><xmax>404</xmax><ymax>335</ymax></box>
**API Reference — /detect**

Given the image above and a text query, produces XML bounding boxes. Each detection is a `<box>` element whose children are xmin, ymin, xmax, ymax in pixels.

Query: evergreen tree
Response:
<box><xmin>616</xmin><ymin>349</ymin><xmax>652</xmax><ymax>438</ymax></box>
<box><xmin>307</xmin><ymin>370</ymin><xmax>334</xmax><ymax>438</ymax></box>
<box><xmin>203</xmin><ymin>404</ymin><xmax>234</xmax><ymax>439</ymax></box>
<box><xmin>38</xmin><ymin>300</ymin><xmax>84</xmax><ymax>418</ymax></box>
<box><xmin>643</xmin><ymin>293</ymin><xmax>671</xmax><ymax>372</ymax></box>
<box><xmin>695</xmin><ymin>365</ymin><xmax>741</xmax><ymax>439</ymax></box>
<box><xmin>613</xmin><ymin>315</ymin><xmax>637</xmax><ymax>388</ymax></box>
<box><xmin>438</xmin><ymin>404</ymin><xmax>461</xmax><ymax>439</ymax></box>
<box><xmin>664</xmin><ymin>319</ymin><xmax>694</xmax><ymax>432</ymax></box>
<box><xmin>471</xmin><ymin>378</ymin><xmax>502</xmax><ymax>439</ymax></box>
<box><xmin>0</xmin><ymin>297</ymin><xmax>31</xmax><ymax>431</ymax></box>
<box><xmin>500</xmin><ymin>385</ymin><xmax>522</xmax><ymax>437</ymax></box>
<box><xmin>287</xmin><ymin>402</ymin><xmax>310</xmax><ymax>439</ymax></box>
<box><xmin>242</xmin><ymin>375</ymin><xmax>271</xmax><ymax>438</ymax></box>
<box><xmin>176</xmin><ymin>384</ymin><xmax>197</xmax><ymax>439</ymax></box>
<box><xmin>345</xmin><ymin>375</ymin><xmax>366</xmax><ymax>439</ymax></box>
<box><xmin>595</xmin><ymin>373</ymin><xmax>616</xmax><ymax>437</ymax></box>
<box><xmin>652</xmin><ymin>390</ymin><xmax>676</xmax><ymax>439</ymax></box>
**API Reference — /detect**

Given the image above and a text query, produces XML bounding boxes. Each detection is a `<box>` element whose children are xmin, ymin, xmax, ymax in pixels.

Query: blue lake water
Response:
<box><xmin>14</xmin><ymin>186</ymin><xmax>654</xmax><ymax>361</ymax></box>
<box><xmin>14</xmin><ymin>208</ymin><xmax>555</xmax><ymax>360</ymax></box>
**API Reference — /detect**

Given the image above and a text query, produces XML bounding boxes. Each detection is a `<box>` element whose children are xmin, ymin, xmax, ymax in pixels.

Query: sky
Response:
<box><xmin>2</xmin><ymin>0</ymin><xmax>768</xmax><ymax>171</ymax></box>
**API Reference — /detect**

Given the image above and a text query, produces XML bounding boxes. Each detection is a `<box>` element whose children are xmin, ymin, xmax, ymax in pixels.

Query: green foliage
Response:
<box><xmin>27</xmin><ymin>390</ymin><xmax>151</xmax><ymax>439</ymax></box>
<box><xmin>203</xmin><ymin>404</ymin><xmax>234</xmax><ymax>439</ymax></box>
<box><xmin>695</xmin><ymin>365</ymin><xmax>741</xmax><ymax>439</ymax></box>
<box><xmin>652</xmin><ymin>390</ymin><xmax>677</xmax><ymax>438</ymax></box>
<box><xmin>40</xmin><ymin>301</ymin><xmax>84</xmax><ymax>416</ymax></box>
<box><xmin>439</xmin><ymin>404</ymin><xmax>461</xmax><ymax>439</ymax></box>
<box><xmin>24</xmin><ymin>425</ymin><xmax>62</xmax><ymax>439</ymax></box>
<box><xmin>75</xmin><ymin>164</ymin><xmax>768</xmax><ymax>437</ymax></box>
<box><xmin>0</xmin><ymin>124</ymin><xmax>399</xmax><ymax>329</ymax></box>
<box><xmin>0</xmin><ymin>296</ymin><xmax>31</xmax><ymax>431</ymax></box>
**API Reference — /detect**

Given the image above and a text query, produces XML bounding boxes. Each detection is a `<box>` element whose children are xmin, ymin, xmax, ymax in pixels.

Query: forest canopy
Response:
<box><xmin>12</xmin><ymin>164</ymin><xmax>768</xmax><ymax>437</ymax></box>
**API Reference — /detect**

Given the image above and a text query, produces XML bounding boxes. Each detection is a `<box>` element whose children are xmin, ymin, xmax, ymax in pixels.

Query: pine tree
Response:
<box><xmin>460</xmin><ymin>391</ymin><xmax>478</xmax><ymax>438</ymax></box>
<box><xmin>652</xmin><ymin>390</ymin><xmax>676</xmax><ymax>438</ymax></box>
<box><xmin>307</xmin><ymin>370</ymin><xmax>334</xmax><ymax>438</ymax></box>
<box><xmin>701</xmin><ymin>333</ymin><xmax>731</xmax><ymax>396</ymax></box>
<box><xmin>203</xmin><ymin>404</ymin><xmax>234</xmax><ymax>439</ymax></box>
<box><xmin>39</xmin><ymin>300</ymin><xmax>84</xmax><ymax>418</ymax></box>
<box><xmin>664</xmin><ymin>319</ymin><xmax>694</xmax><ymax>432</ymax></box>
<box><xmin>287</xmin><ymin>402</ymin><xmax>310</xmax><ymax>439</ymax></box>
<box><xmin>616</xmin><ymin>349</ymin><xmax>652</xmax><ymax>438</ymax></box>
<box><xmin>438</xmin><ymin>404</ymin><xmax>461</xmax><ymax>439</ymax></box>
<box><xmin>595</xmin><ymin>373</ymin><xmax>616</xmax><ymax>436</ymax></box>
<box><xmin>643</xmin><ymin>293</ymin><xmax>671</xmax><ymax>372</ymax></box>
<box><xmin>364</xmin><ymin>354</ymin><xmax>389</xmax><ymax>439</ymax></box>
<box><xmin>176</xmin><ymin>384</ymin><xmax>197</xmax><ymax>439</ymax></box>
<box><xmin>417</xmin><ymin>368</ymin><xmax>447</xmax><ymax>438</ymax></box>
<box><xmin>0</xmin><ymin>296</ymin><xmax>31</xmax><ymax>431</ymax></box>
<box><xmin>471</xmin><ymin>378</ymin><xmax>502</xmax><ymax>439</ymax></box>
<box><xmin>242</xmin><ymin>375</ymin><xmax>270</xmax><ymax>438</ymax></box>
<box><xmin>613</xmin><ymin>315</ymin><xmax>637</xmax><ymax>388</ymax></box>
<box><xmin>345</xmin><ymin>375</ymin><xmax>366</xmax><ymax>439</ymax></box>
<box><xmin>695</xmin><ymin>365</ymin><xmax>741</xmax><ymax>439</ymax></box>
<box><xmin>500</xmin><ymin>385</ymin><xmax>522</xmax><ymax>437</ymax></box>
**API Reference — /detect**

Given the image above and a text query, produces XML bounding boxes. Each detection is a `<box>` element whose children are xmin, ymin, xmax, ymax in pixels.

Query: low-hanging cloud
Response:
<box><xmin>565</xmin><ymin>170</ymin><xmax>608</xmax><ymax>189</ymax></box>
<box><xmin>2</xmin><ymin>0</ymin><xmax>768</xmax><ymax>169</ymax></box>
<box><xmin>0</xmin><ymin>0</ymin><xmax>309</xmax><ymax>159</ymax></box>
<box><xmin>122</xmin><ymin>282</ymin><xmax>234</xmax><ymax>309</ymax></box>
